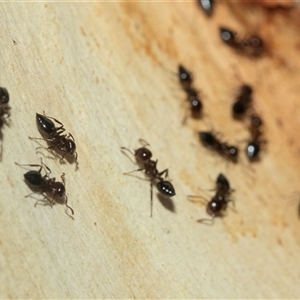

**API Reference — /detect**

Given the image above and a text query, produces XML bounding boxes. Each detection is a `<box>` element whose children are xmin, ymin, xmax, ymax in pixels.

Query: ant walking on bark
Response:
<box><xmin>121</xmin><ymin>140</ymin><xmax>176</xmax><ymax>217</ymax></box>
<box><xmin>30</xmin><ymin>113</ymin><xmax>78</xmax><ymax>168</ymax></box>
<box><xmin>15</xmin><ymin>158</ymin><xmax>74</xmax><ymax>217</ymax></box>
<box><xmin>188</xmin><ymin>173</ymin><xmax>234</xmax><ymax>225</ymax></box>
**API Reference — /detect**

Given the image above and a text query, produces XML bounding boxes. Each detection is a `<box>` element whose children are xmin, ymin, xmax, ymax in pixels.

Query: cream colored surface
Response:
<box><xmin>1</xmin><ymin>2</ymin><xmax>300</xmax><ymax>298</ymax></box>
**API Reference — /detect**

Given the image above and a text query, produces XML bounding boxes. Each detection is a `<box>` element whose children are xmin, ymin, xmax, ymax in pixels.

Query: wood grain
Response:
<box><xmin>1</xmin><ymin>2</ymin><xmax>300</xmax><ymax>298</ymax></box>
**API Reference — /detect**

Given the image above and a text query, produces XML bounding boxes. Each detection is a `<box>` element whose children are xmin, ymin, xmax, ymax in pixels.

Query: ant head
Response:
<box><xmin>65</xmin><ymin>139</ymin><xmax>76</xmax><ymax>154</ymax></box>
<box><xmin>135</xmin><ymin>147</ymin><xmax>152</xmax><ymax>164</ymax></box>
<box><xmin>207</xmin><ymin>196</ymin><xmax>224</xmax><ymax>216</ymax></box>
<box><xmin>219</xmin><ymin>27</ymin><xmax>236</xmax><ymax>44</ymax></box>
<box><xmin>156</xmin><ymin>180</ymin><xmax>176</xmax><ymax>197</ymax></box>
<box><xmin>246</xmin><ymin>142</ymin><xmax>260</xmax><ymax>160</ymax></box>
<box><xmin>24</xmin><ymin>170</ymin><xmax>44</xmax><ymax>187</ymax></box>
<box><xmin>36</xmin><ymin>113</ymin><xmax>56</xmax><ymax>135</ymax></box>
<box><xmin>0</xmin><ymin>87</ymin><xmax>9</xmax><ymax>105</ymax></box>
<box><xmin>216</xmin><ymin>173</ymin><xmax>230</xmax><ymax>191</ymax></box>
<box><xmin>53</xmin><ymin>182</ymin><xmax>66</xmax><ymax>199</ymax></box>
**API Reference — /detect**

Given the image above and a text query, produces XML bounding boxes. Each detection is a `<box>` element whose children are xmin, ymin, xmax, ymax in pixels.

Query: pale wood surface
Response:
<box><xmin>1</xmin><ymin>2</ymin><xmax>300</xmax><ymax>299</ymax></box>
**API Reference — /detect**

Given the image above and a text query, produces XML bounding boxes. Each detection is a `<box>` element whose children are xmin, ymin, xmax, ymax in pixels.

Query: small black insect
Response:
<box><xmin>15</xmin><ymin>159</ymin><xmax>74</xmax><ymax>216</ymax></box>
<box><xmin>197</xmin><ymin>0</ymin><xmax>213</xmax><ymax>16</ymax></box>
<box><xmin>199</xmin><ymin>131</ymin><xmax>239</xmax><ymax>163</ymax></box>
<box><xmin>121</xmin><ymin>141</ymin><xmax>176</xmax><ymax>217</ymax></box>
<box><xmin>188</xmin><ymin>173</ymin><xmax>234</xmax><ymax>224</ymax></box>
<box><xmin>30</xmin><ymin>113</ymin><xmax>78</xmax><ymax>168</ymax></box>
<box><xmin>0</xmin><ymin>87</ymin><xmax>11</xmax><ymax>160</ymax></box>
<box><xmin>220</xmin><ymin>26</ymin><xmax>264</xmax><ymax>57</ymax></box>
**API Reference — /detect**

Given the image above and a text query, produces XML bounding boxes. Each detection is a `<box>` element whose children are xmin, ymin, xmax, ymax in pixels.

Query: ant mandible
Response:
<box><xmin>121</xmin><ymin>140</ymin><xmax>176</xmax><ymax>217</ymax></box>
<box><xmin>30</xmin><ymin>113</ymin><xmax>78</xmax><ymax>168</ymax></box>
<box><xmin>15</xmin><ymin>158</ymin><xmax>74</xmax><ymax>216</ymax></box>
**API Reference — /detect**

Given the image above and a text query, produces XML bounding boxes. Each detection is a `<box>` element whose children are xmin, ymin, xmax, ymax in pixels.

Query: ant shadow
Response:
<box><xmin>157</xmin><ymin>193</ymin><xmax>176</xmax><ymax>214</ymax></box>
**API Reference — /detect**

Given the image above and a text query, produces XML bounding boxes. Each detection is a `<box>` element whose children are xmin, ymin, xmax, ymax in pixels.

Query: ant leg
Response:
<box><xmin>123</xmin><ymin>168</ymin><xmax>144</xmax><ymax>175</ymax></box>
<box><xmin>61</xmin><ymin>173</ymin><xmax>66</xmax><ymax>185</ymax></box>
<box><xmin>159</xmin><ymin>168</ymin><xmax>169</xmax><ymax>179</ymax></box>
<box><xmin>74</xmin><ymin>151</ymin><xmax>79</xmax><ymax>169</ymax></box>
<box><xmin>59</xmin><ymin>151</ymin><xmax>67</xmax><ymax>164</ymax></box>
<box><xmin>197</xmin><ymin>217</ymin><xmax>215</xmax><ymax>225</ymax></box>
<box><xmin>150</xmin><ymin>181</ymin><xmax>154</xmax><ymax>217</ymax></box>
<box><xmin>15</xmin><ymin>162</ymin><xmax>43</xmax><ymax>173</ymax></box>
<box><xmin>187</xmin><ymin>195</ymin><xmax>208</xmax><ymax>204</ymax></box>
<box><xmin>138</xmin><ymin>139</ymin><xmax>150</xmax><ymax>147</ymax></box>
<box><xmin>39</xmin><ymin>158</ymin><xmax>51</xmax><ymax>176</ymax></box>
<box><xmin>29</xmin><ymin>136</ymin><xmax>45</xmax><ymax>141</ymax></box>
<box><xmin>64</xmin><ymin>195</ymin><xmax>74</xmax><ymax>216</ymax></box>
<box><xmin>0</xmin><ymin>142</ymin><xmax>2</xmax><ymax>161</ymax></box>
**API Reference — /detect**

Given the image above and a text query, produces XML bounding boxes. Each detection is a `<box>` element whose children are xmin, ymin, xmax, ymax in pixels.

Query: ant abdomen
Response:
<box><xmin>156</xmin><ymin>180</ymin><xmax>176</xmax><ymax>197</ymax></box>
<box><xmin>36</xmin><ymin>113</ymin><xmax>56</xmax><ymax>135</ymax></box>
<box><xmin>24</xmin><ymin>170</ymin><xmax>44</xmax><ymax>187</ymax></box>
<box><xmin>0</xmin><ymin>87</ymin><xmax>9</xmax><ymax>105</ymax></box>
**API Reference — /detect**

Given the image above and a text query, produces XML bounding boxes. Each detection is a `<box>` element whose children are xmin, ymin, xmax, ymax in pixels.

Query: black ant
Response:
<box><xmin>220</xmin><ymin>26</ymin><xmax>264</xmax><ymax>57</ymax></box>
<box><xmin>178</xmin><ymin>65</ymin><xmax>203</xmax><ymax>121</ymax></box>
<box><xmin>197</xmin><ymin>0</ymin><xmax>213</xmax><ymax>16</ymax></box>
<box><xmin>188</xmin><ymin>173</ymin><xmax>234</xmax><ymax>225</ymax></box>
<box><xmin>30</xmin><ymin>113</ymin><xmax>78</xmax><ymax>168</ymax></box>
<box><xmin>232</xmin><ymin>84</ymin><xmax>253</xmax><ymax>117</ymax></box>
<box><xmin>121</xmin><ymin>141</ymin><xmax>176</xmax><ymax>217</ymax></box>
<box><xmin>0</xmin><ymin>87</ymin><xmax>11</xmax><ymax>160</ymax></box>
<box><xmin>15</xmin><ymin>159</ymin><xmax>74</xmax><ymax>217</ymax></box>
<box><xmin>199</xmin><ymin>131</ymin><xmax>239</xmax><ymax>163</ymax></box>
<box><xmin>246</xmin><ymin>112</ymin><xmax>265</xmax><ymax>161</ymax></box>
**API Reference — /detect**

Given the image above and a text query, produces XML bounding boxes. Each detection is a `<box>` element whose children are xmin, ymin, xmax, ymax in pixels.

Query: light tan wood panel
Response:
<box><xmin>0</xmin><ymin>2</ymin><xmax>300</xmax><ymax>298</ymax></box>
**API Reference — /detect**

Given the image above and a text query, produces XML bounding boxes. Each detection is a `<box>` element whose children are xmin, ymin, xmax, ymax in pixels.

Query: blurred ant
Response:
<box><xmin>0</xmin><ymin>87</ymin><xmax>11</xmax><ymax>160</ymax></box>
<box><xmin>197</xmin><ymin>0</ymin><xmax>213</xmax><ymax>16</ymax></box>
<box><xmin>246</xmin><ymin>112</ymin><xmax>265</xmax><ymax>161</ymax></box>
<box><xmin>220</xmin><ymin>26</ymin><xmax>264</xmax><ymax>57</ymax></box>
<box><xmin>178</xmin><ymin>65</ymin><xmax>203</xmax><ymax>121</ymax></box>
<box><xmin>121</xmin><ymin>141</ymin><xmax>176</xmax><ymax>217</ymax></box>
<box><xmin>15</xmin><ymin>158</ymin><xmax>74</xmax><ymax>217</ymax></box>
<box><xmin>188</xmin><ymin>173</ymin><xmax>234</xmax><ymax>225</ymax></box>
<box><xmin>199</xmin><ymin>131</ymin><xmax>239</xmax><ymax>163</ymax></box>
<box><xmin>30</xmin><ymin>113</ymin><xmax>78</xmax><ymax>168</ymax></box>
<box><xmin>232</xmin><ymin>84</ymin><xmax>253</xmax><ymax>118</ymax></box>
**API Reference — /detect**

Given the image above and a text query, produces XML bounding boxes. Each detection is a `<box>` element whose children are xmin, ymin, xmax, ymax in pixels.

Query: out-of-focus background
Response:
<box><xmin>1</xmin><ymin>1</ymin><xmax>300</xmax><ymax>298</ymax></box>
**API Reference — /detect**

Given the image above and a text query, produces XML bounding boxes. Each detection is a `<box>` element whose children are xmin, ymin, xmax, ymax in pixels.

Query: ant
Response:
<box><xmin>246</xmin><ymin>112</ymin><xmax>265</xmax><ymax>161</ymax></box>
<box><xmin>197</xmin><ymin>0</ymin><xmax>213</xmax><ymax>16</ymax></box>
<box><xmin>30</xmin><ymin>113</ymin><xmax>78</xmax><ymax>168</ymax></box>
<box><xmin>188</xmin><ymin>173</ymin><xmax>234</xmax><ymax>225</ymax></box>
<box><xmin>0</xmin><ymin>87</ymin><xmax>11</xmax><ymax>160</ymax></box>
<box><xmin>178</xmin><ymin>65</ymin><xmax>203</xmax><ymax>121</ymax></box>
<box><xmin>15</xmin><ymin>158</ymin><xmax>74</xmax><ymax>216</ymax></box>
<box><xmin>220</xmin><ymin>26</ymin><xmax>264</xmax><ymax>57</ymax></box>
<box><xmin>121</xmin><ymin>141</ymin><xmax>176</xmax><ymax>217</ymax></box>
<box><xmin>232</xmin><ymin>84</ymin><xmax>253</xmax><ymax>117</ymax></box>
<box><xmin>199</xmin><ymin>131</ymin><xmax>239</xmax><ymax>163</ymax></box>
